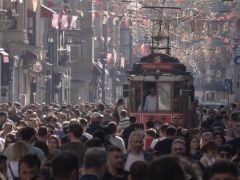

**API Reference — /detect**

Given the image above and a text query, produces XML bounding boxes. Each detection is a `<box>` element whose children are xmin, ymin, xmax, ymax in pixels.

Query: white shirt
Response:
<box><xmin>150</xmin><ymin>137</ymin><xmax>166</xmax><ymax>149</ymax></box>
<box><xmin>124</xmin><ymin>152</ymin><xmax>145</xmax><ymax>171</ymax></box>
<box><xmin>109</xmin><ymin>135</ymin><xmax>126</xmax><ymax>154</ymax></box>
<box><xmin>7</xmin><ymin>161</ymin><xmax>19</xmax><ymax>180</ymax></box>
<box><xmin>83</xmin><ymin>132</ymin><xmax>92</xmax><ymax>140</ymax></box>
<box><xmin>144</xmin><ymin>95</ymin><xmax>157</xmax><ymax>112</ymax></box>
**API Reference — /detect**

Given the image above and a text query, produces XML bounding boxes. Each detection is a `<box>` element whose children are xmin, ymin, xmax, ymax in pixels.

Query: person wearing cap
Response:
<box><xmin>80</xmin><ymin>118</ymin><xmax>92</xmax><ymax>143</ymax></box>
<box><xmin>118</xmin><ymin>110</ymin><xmax>130</xmax><ymax>133</ymax></box>
<box><xmin>86</xmin><ymin>112</ymin><xmax>103</xmax><ymax>135</ymax></box>
<box><xmin>107</xmin><ymin>122</ymin><xmax>126</xmax><ymax>154</ymax></box>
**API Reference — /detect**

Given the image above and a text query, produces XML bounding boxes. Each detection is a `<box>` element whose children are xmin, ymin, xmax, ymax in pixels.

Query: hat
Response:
<box><xmin>92</xmin><ymin>112</ymin><xmax>104</xmax><ymax>119</ymax></box>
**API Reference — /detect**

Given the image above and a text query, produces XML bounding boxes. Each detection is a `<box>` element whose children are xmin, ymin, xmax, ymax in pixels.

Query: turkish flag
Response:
<box><xmin>61</xmin><ymin>15</ymin><xmax>69</xmax><ymax>30</ymax></box>
<box><xmin>106</xmin><ymin>53</ymin><xmax>112</xmax><ymax>63</ymax></box>
<box><xmin>52</xmin><ymin>14</ymin><xmax>59</xmax><ymax>29</ymax></box>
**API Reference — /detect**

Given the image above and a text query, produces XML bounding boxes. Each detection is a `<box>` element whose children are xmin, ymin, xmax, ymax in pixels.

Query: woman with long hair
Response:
<box><xmin>213</xmin><ymin>132</ymin><xmax>226</xmax><ymax>146</ymax></box>
<box><xmin>7</xmin><ymin>141</ymin><xmax>29</xmax><ymax>180</ymax></box>
<box><xmin>200</xmin><ymin>141</ymin><xmax>217</xmax><ymax>168</ymax></box>
<box><xmin>186</xmin><ymin>136</ymin><xmax>202</xmax><ymax>160</ymax></box>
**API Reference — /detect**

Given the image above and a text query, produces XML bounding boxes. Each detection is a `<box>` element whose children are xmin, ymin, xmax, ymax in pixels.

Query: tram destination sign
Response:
<box><xmin>133</xmin><ymin>62</ymin><xmax>186</xmax><ymax>74</ymax></box>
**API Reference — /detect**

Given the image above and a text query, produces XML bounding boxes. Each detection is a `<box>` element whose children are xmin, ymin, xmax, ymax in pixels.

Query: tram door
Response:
<box><xmin>129</xmin><ymin>81</ymin><xmax>142</xmax><ymax>112</ymax></box>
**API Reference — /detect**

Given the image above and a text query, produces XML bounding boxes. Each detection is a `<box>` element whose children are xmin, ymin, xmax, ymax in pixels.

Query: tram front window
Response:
<box><xmin>157</xmin><ymin>83</ymin><xmax>171</xmax><ymax>111</ymax></box>
<box><xmin>144</xmin><ymin>87</ymin><xmax>157</xmax><ymax>112</ymax></box>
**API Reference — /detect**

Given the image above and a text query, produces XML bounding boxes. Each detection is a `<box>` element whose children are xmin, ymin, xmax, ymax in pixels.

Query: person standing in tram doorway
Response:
<box><xmin>144</xmin><ymin>88</ymin><xmax>157</xmax><ymax>112</ymax></box>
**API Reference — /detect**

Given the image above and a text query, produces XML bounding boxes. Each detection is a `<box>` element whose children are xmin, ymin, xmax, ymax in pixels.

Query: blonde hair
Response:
<box><xmin>11</xmin><ymin>141</ymin><xmax>29</xmax><ymax>161</ymax></box>
<box><xmin>127</xmin><ymin>131</ymin><xmax>143</xmax><ymax>152</ymax></box>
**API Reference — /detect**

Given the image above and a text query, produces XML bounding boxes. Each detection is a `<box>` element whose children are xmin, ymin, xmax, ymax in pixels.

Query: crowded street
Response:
<box><xmin>0</xmin><ymin>0</ymin><xmax>240</xmax><ymax>180</ymax></box>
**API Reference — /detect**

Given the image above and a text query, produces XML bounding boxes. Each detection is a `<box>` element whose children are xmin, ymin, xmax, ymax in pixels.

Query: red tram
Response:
<box><xmin>123</xmin><ymin>53</ymin><xmax>194</xmax><ymax>128</ymax></box>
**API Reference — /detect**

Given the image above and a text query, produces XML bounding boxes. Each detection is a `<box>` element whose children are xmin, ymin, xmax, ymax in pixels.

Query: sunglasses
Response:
<box><xmin>219</xmin><ymin>152</ymin><xmax>231</xmax><ymax>158</ymax></box>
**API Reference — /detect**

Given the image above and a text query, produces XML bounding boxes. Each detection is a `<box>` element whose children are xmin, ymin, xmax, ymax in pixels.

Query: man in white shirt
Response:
<box><xmin>123</xmin><ymin>131</ymin><xmax>152</xmax><ymax>172</ymax></box>
<box><xmin>144</xmin><ymin>88</ymin><xmax>157</xmax><ymax>112</ymax></box>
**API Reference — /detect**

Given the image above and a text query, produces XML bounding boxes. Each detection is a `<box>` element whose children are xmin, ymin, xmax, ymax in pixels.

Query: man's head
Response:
<box><xmin>149</xmin><ymin>155</ymin><xmax>185</xmax><ymax>180</ymax></box>
<box><xmin>166</xmin><ymin>126</ymin><xmax>177</xmax><ymax>139</ymax></box>
<box><xmin>106</xmin><ymin>146</ymin><xmax>123</xmax><ymax>171</ymax></box>
<box><xmin>0</xmin><ymin>111</ymin><xmax>8</xmax><ymax>126</ymax></box>
<box><xmin>97</xmin><ymin>103</ymin><xmax>105</xmax><ymax>112</ymax></box>
<box><xmin>2</xmin><ymin>121</ymin><xmax>14</xmax><ymax>134</ymax></box>
<box><xmin>129</xmin><ymin>161</ymin><xmax>149</xmax><ymax>180</ymax></box>
<box><xmin>171</xmin><ymin>138</ymin><xmax>186</xmax><ymax>155</ymax></box>
<box><xmin>19</xmin><ymin>127</ymin><xmax>36</xmax><ymax>143</ymax></box>
<box><xmin>79</xmin><ymin>118</ymin><xmax>88</xmax><ymax>130</ymax></box>
<box><xmin>230</xmin><ymin>112</ymin><xmax>240</xmax><ymax>128</ymax></box>
<box><xmin>52</xmin><ymin>151</ymin><xmax>79</xmax><ymax>180</ymax></box>
<box><xmin>129</xmin><ymin>115</ymin><xmax>136</xmax><ymax>124</ymax></box>
<box><xmin>149</xmin><ymin>88</ymin><xmax>155</xmax><ymax>96</ymax></box>
<box><xmin>200</xmin><ymin>131</ymin><xmax>213</xmax><ymax>148</ymax></box>
<box><xmin>159</xmin><ymin>123</ymin><xmax>169</xmax><ymax>138</ymax></box>
<box><xmin>172</xmin><ymin>116</ymin><xmax>180</xmax><ymax>128</ymax></box>
<box><xmin>18</xmin><ymin>154</ymin><xmax>41</xmax><ymax>180</ymax></box>
<box><xmin>128</xmin><ymin>131</ymin><xmax>144</xmax><ymax>154</ymax></box>
<box><xmin>120</xmin><ymin>109</ymin><xmax>127</xmax><ymax>118</ymax></box>
<box><xmin>68</xmin><ymin>123</ymin><xmax>83</xmax><ymax>140</ymax></box>
<box><xmin>91</xmin><ymin>112</ymin><xmax>103</xmax><ymax>123</ymax></box>
<box><xmin>83</xmin><ymin>147</ymin><xmax>107</xmax><ymax>178</ymax></box>
<box><xmin>208</xmin><ymin>161</ymin><xmax>238</xmax><ymax>180</ymax></box>
<box><xmin>37</xmin><ymin>126</ymin><xmax>48</xmax><ymax>141</ymax></box>
<box><xmin>217</xmin><ymin>144</ymin><xmax>234</xmax><ymax>161</ymax></box>
<box><xmin>107</xmin><ymin>122</ymin><xmax>117</xmax><ymax>135</ymax></box>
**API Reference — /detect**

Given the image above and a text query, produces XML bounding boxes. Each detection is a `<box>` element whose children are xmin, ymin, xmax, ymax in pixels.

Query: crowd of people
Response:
<box><xmin>0</xmin><ymin>100</ymin><xmax>239</xmax><ymax>180</ymax></box>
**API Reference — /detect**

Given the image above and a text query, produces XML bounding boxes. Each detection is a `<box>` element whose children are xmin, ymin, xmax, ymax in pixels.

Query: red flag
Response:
<box><xmin>61</xmin><ymin>15</ymin><xmax>69</xmax><ymax>30</ymax></box>
<box><xmin>70</xmin><ymin>15</ymin><xmax>78</xmax><ymax>29</ymax></box>
<box><xmin>106</xmin><ymin>53</ymin><xmax>112</xmax><ymax>63</ymax></box>
<box><xmin>140</xmin><ymin>43</ymin><xmax>148</xmax><ymax>56</ymax></box>
<box><xmin>52</xmin><ymin>14</ymin><xmax>59</xmax><ymax>29</ymax></box>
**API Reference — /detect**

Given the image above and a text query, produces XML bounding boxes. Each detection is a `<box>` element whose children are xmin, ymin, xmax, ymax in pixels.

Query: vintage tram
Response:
<box><xmin>123</xmin><ymin>52</ymin><xmax>194</xmax><ymax>128</ymax></box>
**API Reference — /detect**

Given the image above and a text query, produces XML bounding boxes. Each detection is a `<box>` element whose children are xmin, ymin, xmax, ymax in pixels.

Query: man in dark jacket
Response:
<box><xmin>86</xmin><ymin>112</ymin><xmax>103</xmax><ymax>134</ymax></box>
<box><xmin>80</xmin><ymin>147</ymin><xmax>107</xmax><ymax>180</ymax></box>
<box><xmin>122</xmin><ymin>115</ymin><xmax>136</xmax><ymax>148</ymax></box>
<box><xmin>103</xmin><ymin>146</ymin><xmax>128</xmax><ymax>180</ymax></box>
<box><xmin>154</xmin><ymin>126</ymin><xmax>177</xmax><ymax>155</ymax></box>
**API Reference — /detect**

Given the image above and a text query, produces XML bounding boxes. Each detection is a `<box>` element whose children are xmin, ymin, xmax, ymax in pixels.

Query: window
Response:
<box><xmin>237</xmin><ymin>81</ymin><xmax>240</xmax><ymax>89</ymax></box>
<box><xmin>6</xmin><ymin>1</ymin><xmax>18</xmax><ymax>30</ymax></box>
<box><xmin>27</xmin><ymin>14</ymin><xmax>36</xmax><ymax>46</ymax></box>
<box><xmin>70</xmin><ymin>44</ymin><xmax>86</xmax><ymax>61</ymax></box>
<box><xmin>173</xmin><ymin>82</ymin><xmax>184</xmax><ymax>112</ymax></box>
<box><xmin>158</xmin><ymin>83</ymin><xmax>171</xmax><ymax>111</ymax></box>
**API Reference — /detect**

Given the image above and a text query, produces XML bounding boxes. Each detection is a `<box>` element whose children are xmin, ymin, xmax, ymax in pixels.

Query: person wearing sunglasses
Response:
<box><xmin>217</xmin><ymin>144</ymin><xmax>234</xmax><ymax>161</ymax></box>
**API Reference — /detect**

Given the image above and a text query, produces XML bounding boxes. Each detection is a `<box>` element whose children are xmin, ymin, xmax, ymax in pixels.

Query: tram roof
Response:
<box><xmin>138</xmin><ymin>53</ymin><xmax>180</xmax><ymax>63</ymax></box>
<box><xmin>129</xmin><ymin>53</ymin><xmax>190</xmax><ymax>76</ymax></box>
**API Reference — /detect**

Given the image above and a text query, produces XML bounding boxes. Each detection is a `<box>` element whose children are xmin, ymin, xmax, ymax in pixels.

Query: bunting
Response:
<box><xmin>106</xmin><ymin>53</ymin><xmax>112</xmax><ymax>63</ymax></box>
<box><xmin>52</xmin><ymin>14</ymin><xmax>59</xmax><ymax>29</ymax></box>
<box><xmin>103</xmin><ymin>11</ymin><xmax>109</xmax><ymax>25</ymax></box>
<box><xmin>61</xmin><ymin>15</ymin><xmax>69</xmax><ymax>30</ymax></box>
<box><xmin>70</xmin><ymin>15</ymin><xmax>78</xmax><ymax>29</ymax></box>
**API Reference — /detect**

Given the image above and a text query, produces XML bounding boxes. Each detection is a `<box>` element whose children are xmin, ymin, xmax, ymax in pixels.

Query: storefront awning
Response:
<box><xmin>0</xmin><ymin>49</ymin><xmax>9</xmax><ymax>63</ymax></box>
<box><xmin>41</xmin><ymin>4</ymin><xmax>56</xmax><ymax>18</ymax></box>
